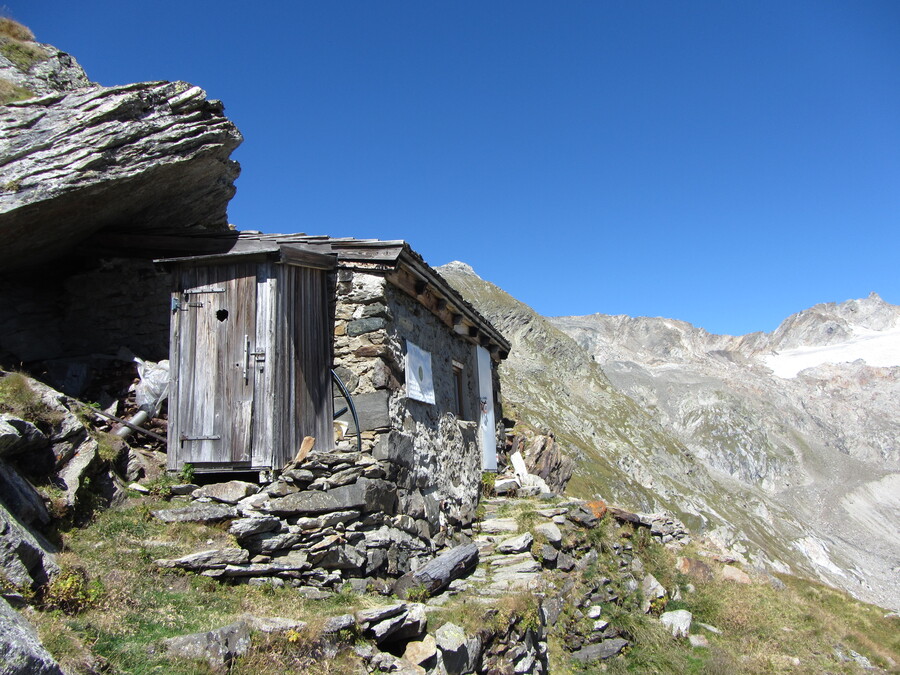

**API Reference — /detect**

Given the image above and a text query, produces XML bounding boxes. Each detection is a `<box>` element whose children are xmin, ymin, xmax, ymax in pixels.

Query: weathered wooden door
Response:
<box><xmin>170</xmin><ymin>263</ymin><xmax>259</xmax><ymax>467</ymax></box>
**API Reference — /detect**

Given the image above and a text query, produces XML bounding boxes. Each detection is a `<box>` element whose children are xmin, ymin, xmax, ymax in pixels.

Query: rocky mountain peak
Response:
<box><xmin>767</xmin><ymin>292</ymin><xmax>899</xmax><ymax>353</ymax></box>
<box><xmin>439</xmin><ymin>260</ymin><xmax>480</xmax><ymax>279</ymax></box>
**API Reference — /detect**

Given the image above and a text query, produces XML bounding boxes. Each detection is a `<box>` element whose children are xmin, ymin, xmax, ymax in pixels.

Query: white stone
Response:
<box><xmin>533</xmin><ymin>522</ymin><xmax>563</xmax><ymax>546</ymax></box>
<box><xmin>660</xmin><ymin>610</ymin><xmax>693</xmax><ymax>638</ymax></box>
<box><xmin>497</xmin><ymin>532</ymin><xmax>534</xmax><ymax>554</ymax></box>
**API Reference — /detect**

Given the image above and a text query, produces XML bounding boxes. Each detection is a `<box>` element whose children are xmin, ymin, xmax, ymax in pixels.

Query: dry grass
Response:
<box><xmin>0</xmin><ymin>17</ymin><xmax>48</xmax><ymax>73</ymax></box>
<box><xmin>0</xmin><ymin>77</ymin><xmax>32</xmax><ymax>104</ymax></box>
<box><xmin>0</xmin><ymin>371</ymin><xmax>64</xmax><ymax>429</ymax></box>
<box><xmin>0</xmin><ymin>17</ymin><xmax>34</xmax><ymax>41</ymax></box>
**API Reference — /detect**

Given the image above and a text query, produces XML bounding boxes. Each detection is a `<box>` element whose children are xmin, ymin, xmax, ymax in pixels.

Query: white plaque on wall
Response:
<box><xmin>405</xmin><ymin>340</ymin><xmax>435</xmax><ymax>404</ymax></box>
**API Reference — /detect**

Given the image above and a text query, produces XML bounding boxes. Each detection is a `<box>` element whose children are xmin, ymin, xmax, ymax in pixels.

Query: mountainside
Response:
<box><xmin>440</xmin><ymin>263</ymin><xmax>900</xmax><ymax>611</ymax></box>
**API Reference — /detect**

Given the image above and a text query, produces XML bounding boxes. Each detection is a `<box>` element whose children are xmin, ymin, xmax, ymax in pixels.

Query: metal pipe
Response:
<box><xmin>331</xmin><ymin>369</ymin><xmax>362</xmax><ymax>452</ymax></box>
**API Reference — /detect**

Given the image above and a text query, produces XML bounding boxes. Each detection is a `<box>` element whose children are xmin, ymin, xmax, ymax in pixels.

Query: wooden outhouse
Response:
<box><xmin>158</xmin><ymin>243</ymin><xmax>337</xmax><ymax>474</ymax></box>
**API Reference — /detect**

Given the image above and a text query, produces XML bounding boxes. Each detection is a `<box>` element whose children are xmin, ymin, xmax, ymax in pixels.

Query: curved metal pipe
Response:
<box><xmin>331</xmin><ymin>369</ymin><xmax>362</xmax><ymax>452</ymax></box>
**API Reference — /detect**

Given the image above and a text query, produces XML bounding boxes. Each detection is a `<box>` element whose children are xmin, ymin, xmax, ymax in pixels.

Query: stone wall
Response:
<box><xmin>332</xmin><ymin>267</ymin><xmax>488</xmax><ymax>534</ymax></box>
<box><xmin>0</xmin><ymin>258</ymin><xmax>171</xmax><ymax>368</ymax></box>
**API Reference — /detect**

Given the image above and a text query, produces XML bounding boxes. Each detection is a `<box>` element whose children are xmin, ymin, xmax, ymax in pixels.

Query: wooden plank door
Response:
<box><xmin>173</xmin><ymin>264</ymin><xmax>257</xmax><ymax>466</ymax></box>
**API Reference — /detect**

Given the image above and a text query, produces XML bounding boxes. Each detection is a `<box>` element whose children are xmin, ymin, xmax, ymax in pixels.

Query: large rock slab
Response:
<box><xmin>0</xmin><ymin>596</ymin><xmax>65</xmax><ymax>674</ymax></box>
<box><xmin>0</xmin><ymin>415</ymin><xmax>47</xmax><ymax>458</ymax></box>
<box><xmin>152</xmin><ymin>503</ymin><xmax>237</xmax><ymax>523</ymax></box>
<box><xmin>192</xmin><ymin>481</ymin><xmax>258</xmax><ymax>504</ymax></box>
<box><xmin>155</xmin><ymin>548</ymin><xmax>249</xmax><ymax>570</ymax></box>
<box><xmin>393</xmin><ymin>544</ymin><xmax>479</xmax><ymax>599</ymax></box>
<box><xmin>264</xmin><ymin>478</ymin><xmax>396</xmax><ymax>516</ymax></box>
<box><xmin>0</xmin><ymin>501</ymin><xmax>59</xmax><ymax>589</ymax></box>
<box><xmin>0</xmin><ymin>80</ymin><xmax>242</xmax><ymax>272</ymax></box>
<box><xmin>572</xmin><ymin>638</ymin><xmax>628</xmax><ymax>662</ymax></box>
<box><xmin>0</xmin><ymin>460</ymin><xmax>49</xmax><ymax>525</ymax></box>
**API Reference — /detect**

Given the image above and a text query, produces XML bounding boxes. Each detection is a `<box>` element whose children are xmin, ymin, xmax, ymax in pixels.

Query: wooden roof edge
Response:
<box><xmin>396</xmin><ymin>247</ymin><xmax>511</xmax><ymax>356</ymax></box>
<box><xmin>154</xmin><ymin>241</ymin><xmax>336</xmax><ymax>269</ymax></box>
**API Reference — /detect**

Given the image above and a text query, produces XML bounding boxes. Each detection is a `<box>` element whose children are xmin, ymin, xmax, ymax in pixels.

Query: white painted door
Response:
<box><xmin>476</xmin><ymin>345</ymin><xmax>497</xmax><ymax>471</ymax></box>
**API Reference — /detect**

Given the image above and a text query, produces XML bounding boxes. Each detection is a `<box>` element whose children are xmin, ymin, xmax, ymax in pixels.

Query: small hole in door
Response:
<box><xmin>216</xmin><ymin>309</ymin><xmax>229</xmax><ymax>322</ymax></box>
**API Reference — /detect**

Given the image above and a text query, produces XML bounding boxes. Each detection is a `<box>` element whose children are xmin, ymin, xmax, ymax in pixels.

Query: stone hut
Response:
<box><xmin>159</xmin><ymin>232</ymin><xmax>511</xmax><ymax>534</ymax></box>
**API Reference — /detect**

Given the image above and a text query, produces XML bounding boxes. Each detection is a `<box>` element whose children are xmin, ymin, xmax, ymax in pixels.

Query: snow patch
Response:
<box><xmin>761</xmin><ymin>324</ymin><xmax>900</xmax><ymax>378</ymax></box>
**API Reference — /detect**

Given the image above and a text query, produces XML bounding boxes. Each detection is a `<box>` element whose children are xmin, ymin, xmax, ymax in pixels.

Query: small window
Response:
<box><xmin>452</xmin><ymin>360</ymin><xmax>466</xmax><ymax>419</ymax></box>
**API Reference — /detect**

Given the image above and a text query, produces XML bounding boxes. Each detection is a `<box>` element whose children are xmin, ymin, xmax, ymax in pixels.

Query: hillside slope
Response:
<box><xmin>440</xmin><ymin>263</ymin><xmax>899</xmax><ymax>611</ymax></box>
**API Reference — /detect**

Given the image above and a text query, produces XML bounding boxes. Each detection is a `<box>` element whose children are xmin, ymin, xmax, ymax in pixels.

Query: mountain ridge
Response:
<box><xmin>439</xmin><ymin>261</ymin><xmax>900</xmax><ymax>612</ymax></box>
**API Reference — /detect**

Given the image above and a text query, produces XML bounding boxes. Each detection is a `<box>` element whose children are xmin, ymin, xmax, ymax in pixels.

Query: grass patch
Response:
<box><xmin>0</xmin><ymin>36</ymin><xmax>48</xmax><ymax>72</ymax></box>
<box><xmin>0</xmin><ymin>371</ymin><xmax>64</xmax><ymax>430</ymax></box>
<box><xmin>25</xmin><ymin>499</ymin><xmax>387</xmax><ymax>673</ymax></box>
<box><xmin>0</xmin><ymin>17</ymin><xmax>34</xmax><ymax>41</ymax></box>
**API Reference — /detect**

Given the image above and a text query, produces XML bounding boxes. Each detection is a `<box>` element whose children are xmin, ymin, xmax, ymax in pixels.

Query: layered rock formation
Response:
<box><xmin>0</xmin><ymin>20</ymin><xmax>241</xmax><ymax>273</ymax></box>
<box><xmin>0</xmin><ymin>80</ymin><xmax>242</xmax><ymax>271</ymax></box>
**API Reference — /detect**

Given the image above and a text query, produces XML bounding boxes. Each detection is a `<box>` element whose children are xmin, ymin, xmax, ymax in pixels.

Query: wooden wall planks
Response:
<box><xmin>168</xmin><ymin>259</ymin><xmax>334</xmax><ymax>473</ymax></box>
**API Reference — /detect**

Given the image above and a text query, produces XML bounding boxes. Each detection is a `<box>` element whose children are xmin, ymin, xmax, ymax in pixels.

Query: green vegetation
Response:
<box><xmin>0</xmin><ymin>371</ymin><xmax>63</xmax><ymax>430</ymax></box>
<box><xmin>480</xmin><ymin>470</ymin><xmax>496</xmax><ymax>498</ymax></box>
<box><xmin>0</xmin><ymin>17</ymin><xmax>48</xmax><ymax>74</ymax></box>
<box><xmin>0</xmin><ymin>79</ymin><xmax>31</xmax><ymax>105</ymax></box>
<box><xmin>25</xmin><ymin>500</ymin><xmax>381</xmax><ymax>674</ymax></box>
<box><xmin>548</xmin><ymin>517</ymin><xmax>900</xmax><ymax>674</ymax></box>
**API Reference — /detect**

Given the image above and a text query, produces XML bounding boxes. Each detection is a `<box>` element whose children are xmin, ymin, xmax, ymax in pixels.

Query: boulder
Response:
<box><xmin>479</xmin><ymin>518</ymin><xmax>518</xmax><ymax>534</ymax></box>
<box><xmin>676</xmin><ymin>556</ymin><xmax>714</xmax><ymax>581</ymax></box>
<box><xmin>0</xmin><ymin>416</ymin><xmax>47</xmax><ymax>458</ymax></box>
<box><xmin>533</xmin><ymin>522</ymin><xmax>563</xmax><ymax>546</ymax></box>
<box><xmin>660</xmin><ymin>610</ymin><xmax>693</xmax><ymax>638</ymax></box>
<box><xmin>520</xmin><ymin>433</ymin><xmax>575</xmax><ymax>495</ymax></box>
<box><xmin>496</xmin><ymin>532</ymin><xmax>534</xmax><ymax>554</ymax></box>
<box><xmin>393</xmin><ymin>544</ymin><xmax>479</xmax><ymax>599</ymax></box>
<box><xmin>322</xmin><ymin>614</ymin><xmax>356</xmax><ymax>634</ymax></box>
<box><xmin>721</xmin><ymin>565</ymin><xmax>752</xmax><ymax>584</ymax></box>
<box><xmin>0</xmin><ymin>501</ymin><xmax>59</xmax><ymax>589</ymax></box>
<box><xmin>56</xmin><ymin>439</ymin><xmax>99</xmax><ymax>506</ymax></box>
<box><xmin>242</xmin><ymin>615</ymin><xmax>307</xmax><ymax>634</ymax></box>
<box><xmin>404</xmin><ymin>634</ymin><xmax>437</xmax><ymax>668</ymax></box>
<box><xmin>435</xmin><ymin>622</ymin><xmax>470</xmax><ymax>675</ymax></box>
<box><xmin>0</xmin><ymin>460</ymin><xmax>49</xmax><ymax>525</ymax></box>
<box><xmin>356</xmin><ymin>603</ymin><xmax>408</xmax><ymax>629</ymax></box>
<box><xmin>163</xmin><ymin>619</ymin><xmax>251</xmax><ymax>670</ymax></box>
<box><xmin>572</xmin><ymin>638</ymin><xmax>628</xmax><ymax>662</ymax></box>
<box><xmin>0</xmin><ymin>596</ymin><xmax>64</xmax><ymax>674</ymax></box>
<box><xmin>0</xmin><ymin>81</ymin><xmax>242</xmax><ymax>272</ymax></box>
<box><xmin>568</xmin><ymin>505</ymin><xmax>598</xmax><ymax>528</ymax></box>
<box><xmin>192</xmin><ymin>481</ymin><xmax>258</xmax><ymax>504</ymax></box>
<box><xmin>641</xmin><ymin>573</ymin><xmax>666</xmax><ymax>613</ymax></box>
<box><xmin>228</xmin><ymin>516</ymin><xmax>281</xmax><ymax>539</ymax></box>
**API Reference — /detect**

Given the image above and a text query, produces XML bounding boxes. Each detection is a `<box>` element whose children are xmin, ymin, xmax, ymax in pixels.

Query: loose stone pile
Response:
<box><xmin>152</xmin><ymin>447</ymin><xmax>477</xmax><ymax>591</ymax></box>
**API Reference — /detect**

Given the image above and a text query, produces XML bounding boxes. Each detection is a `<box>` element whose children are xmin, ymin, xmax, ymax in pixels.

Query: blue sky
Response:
<box><xmin>11</xmin><ymin>1</ymin><xmax>900</xmax><ymax>335</ymax></box>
